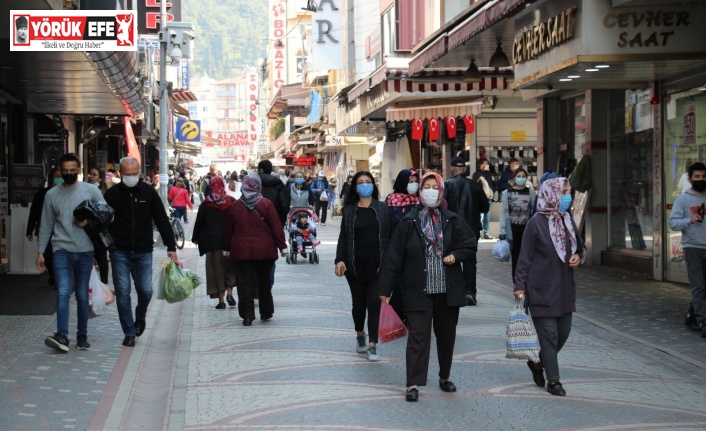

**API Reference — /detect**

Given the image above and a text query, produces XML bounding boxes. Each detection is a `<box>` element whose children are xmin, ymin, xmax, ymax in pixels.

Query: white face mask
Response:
<box><xmin>420</xmin><ymin>188</ymin><xmax>440</xmax><ymax>207</ymax></box>
<box><xmin>406</xmin><ymin>182</ymin><xmax>419</xmax><ymax>194</ymax></box>
<box><xmin>92</xmin><ymin>181</ymin><xmax>100</xmax><ymax>187</ymax></box>
<box><xmin>122</xmin><ymin>175</ymin><xmax>140</xmax><ymax>188</ymax></box>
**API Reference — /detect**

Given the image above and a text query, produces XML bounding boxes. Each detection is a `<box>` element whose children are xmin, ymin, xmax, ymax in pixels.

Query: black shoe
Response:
<box><xmin>465</xmin><ymin>294</ymin><xmax>477</xmax><ymax>306</ymax></box>
<box><xmin>45</xmin><ymin>333</ymin><xmax>69</xmax><ymax>353</ymax></box>
<box><xmin>243</xmin><ymin>317</ymin><xmax>253</xmax><ymax>326</ymax></box>
<box><xmin>261</xmin><ymin>314</ymin><xmax>272</xmax><ymax>321</ymax></box>
<box><xmin>134</xmin><ymin>319</ymin><xmax>146</xmax><ymax>337</ymax></box>
<box><xmin>547</xmin><ymin>381</ymin><xmax>566</xmax><ymax>396</ymax></box>
<box><xmin>405</xmin><ymin>388</ymin><xmax>419</xmax><ymax>402</ymax></box>
<box><xmin>527</xmin><ymin>360</ymin><xmax>545</xmax><ymax>387</ymax></box>
<box><xmin>76</xmin><ymin>335</ymin><xmax>91</xmax><ymax>350</ymax></box>
<box><xmin>701</xmin><ymin>320</ymin><xmax>706</xmax><ymax>338</ymax></box>
<box><xmin>226</xmin><ymin>295</ymin><xmax>236</xmax><ymax>307</ymax></box>
<box><xmin>215</xmin><ymin>302</ymin><xmax>226</xmax><ymax>310</ymax></box>
<box><xmin>439</xmin><ymin>380</ymin><xmax>457</xmax><ymax>392</ymax></box>
<box><xmin>122</xmin><ymin>336</ymin><xmax>136</xmax><ymax>347</ymax></box>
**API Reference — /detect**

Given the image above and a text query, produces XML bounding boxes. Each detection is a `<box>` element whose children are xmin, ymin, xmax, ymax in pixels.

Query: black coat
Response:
<box><xmin>335</xmin><ymin>200</ymin><xmax>392</xmax><ymax>279</ymax></box>
<box><xmin>378</xmin><ymin>208</ymin><xmax>477</xmax><ymax>311</ymax></box>
<box><xmin>259</xmin><ymin>173</ymin><xmax>289</xmax><ymax>226</ymax></box>
<box><xmin>444</xmin><ymin>174</ymin><xmax>489</xmax><ymax>232</ymax></box>
<box><xmin>191</xmin><ymin>198</ymin><xmax>234</xmax><ymax>256</ymax></box>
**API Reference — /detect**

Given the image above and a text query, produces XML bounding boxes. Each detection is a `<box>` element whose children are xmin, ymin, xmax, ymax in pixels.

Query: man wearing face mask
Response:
<box><xmin>444</xmin><ymin>158</ymin><xmax>489</xmax><ymax>305</ymax></box>
<box><xmin>37</xmin><ymin>154</ymin><xmax>106</xmax><ymax>353</ymax></box>
<box><xmin>669</xmin><ymin>162</ymin><xmax>706</xmax><ymax>338</ymax></box>
<box><xmin>104</xmin><ymin>157</ymin><xmax>178</xmax><ymax>347</ymax></box>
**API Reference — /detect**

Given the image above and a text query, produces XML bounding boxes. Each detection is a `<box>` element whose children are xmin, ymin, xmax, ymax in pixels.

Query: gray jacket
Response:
<box><xmin>290</xmin><ymin>184</ymin><xmax>314</xmax><ymax>208</ymax></box>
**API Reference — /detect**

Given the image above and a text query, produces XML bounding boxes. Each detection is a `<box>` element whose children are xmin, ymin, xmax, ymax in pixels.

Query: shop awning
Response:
<box><xmin>386</xmin><ymin>76</ymin><xmax>508</xmax><ymax>94</ymax></box>
<box><xmin>347</xmin><ymin>66</ymin><xmax>395</xmax><ymax>103</ymax></box>
<box><xmin>170</xmin><ymin>89</ymin><xmax>197</xmax><ymax>104</ymax></box>
<box><xmin>386</xmin><ymin>101</ymin><xmax>482</xmax><ymax>122</ymax></box>
<box><xmin>170</xmin><ymin>100</ymin><xmax>190</xmax><ymax>118</ymax></box>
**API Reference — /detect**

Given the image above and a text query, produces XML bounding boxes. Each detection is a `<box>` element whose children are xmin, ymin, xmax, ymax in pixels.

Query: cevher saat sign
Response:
<box><xmin>10</xmin><ymin>10</ymin><xmax>137</xmax><ymax>52</ymax></box>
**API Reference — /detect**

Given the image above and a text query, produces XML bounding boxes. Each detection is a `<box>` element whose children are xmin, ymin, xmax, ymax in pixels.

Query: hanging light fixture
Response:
<box><xmin>463</xmin><ymin>59</ymin><xmax>482</xmax><ymax>83</ymax></box>
<box><xmin>489</xmin><ymin>42</ymin><xmax>510</xmax><ymax>68</ymax></box>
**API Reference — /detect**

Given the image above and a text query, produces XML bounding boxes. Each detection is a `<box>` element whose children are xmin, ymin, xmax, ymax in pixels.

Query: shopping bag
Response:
<box><xmin>378</xmin><ymin>302</ymin><xmax>408</xmax><ymax>344</ymax></box>
<box><xmin>184</xmin><ymin>269</ymin><xmax>202</xmax><ymax>289</ymax></box>
<box><xmin>492</xmin><ymin>239</ymin><xmax>511</xmax><ymax>262</ymax></box>
<box><xmin>162</xmin><ymin>261</ymin><xmax>194</xmax><ymax>304</ymax></box>
<box><xmin>156</xmin><ymin>261</ymin><xmax>167</xmax><ymax>300</ymax></box>
<box><xmin>102</xmin><ymin>284</ymin><xmax>115</xmax><ymax>305</ymax></box>
<box><xmin>319</xmin><ymin>190</ymin><xmax>329</xmax><ymax>201</ymax></box>
<box><xmin>505</xmin><ymin>300</ymin><xmax>540</xmax><ymax>362</ymax></box>
<box><xmin>88</xmin><ymin>267</ymin><xmax>107</xmax><ymax>318</ymax></box>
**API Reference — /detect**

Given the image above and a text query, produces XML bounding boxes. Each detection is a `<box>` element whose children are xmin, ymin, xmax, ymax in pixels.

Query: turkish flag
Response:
<box><xmin>445</xmin><ymin>117</ymin><xmax>457</xmax><ymax>139</ymax></box>
<box><xmin>428</xmin><ymin>118</ymin><xmax>440</xmax><ymax>141</ymax></box>
<box><xmin>411</xmin><ymin>118</ymin><xmax>424</xmax><ymax>140</ymax></box>
<box><xmin>124</xmin><ymin>117</ymin><xmax>142</xmax><ymax>166</ymax></box>
<box><xmin>462</xmin><ymin>114</ymin><xmax>475</xmax><ymax>134</ymax></box>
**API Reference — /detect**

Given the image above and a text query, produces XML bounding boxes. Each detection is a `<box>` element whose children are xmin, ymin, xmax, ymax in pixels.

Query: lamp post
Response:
<box><xmin>158</xmin><ymin>0</ymin><xmax>169</xmax><ymax>207</ymax></box>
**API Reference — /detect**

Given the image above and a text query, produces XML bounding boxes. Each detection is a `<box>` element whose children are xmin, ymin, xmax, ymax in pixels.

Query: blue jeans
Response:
<box><xmin>172</xmin><ymin>206</ymin><xmax>188</xmax><ymax>222</ymax></box>
<box><xmin>481</xmin><ymin>200</ymin><xmax>493</xmax><ymax>236</ymax></box>
<box><xmin>53</xmin><ymin>250</ymin><xmax>94</xmax><ymax>338</ymax></box>
<box><xmin>110</xmin><ymin>250</ymin><xmax>153</xmax><ymax>336</ymax></box>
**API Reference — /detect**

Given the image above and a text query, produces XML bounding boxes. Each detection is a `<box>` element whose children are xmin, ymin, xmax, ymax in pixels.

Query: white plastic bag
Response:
<box><xmin>319</xmin><ymin>190</ymin><xmax>329</xmax><ymax>201</ymax></box>
<box><xmin>492</xmin><ymin>239</ymin><xmax>511</xmax><ymax>262</ymax></box>
<box><xmin>89</xmin><ymin>267</ymin><xmax>107</xmax><ymax>318</ymax></box>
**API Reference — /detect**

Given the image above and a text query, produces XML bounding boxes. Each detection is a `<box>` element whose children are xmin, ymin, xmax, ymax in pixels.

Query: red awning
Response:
<box><xmin>386</xmin><ymin>101</ymin><xmax>481</xmax><ymax>122</ymax></box>
<box><xmin>170</xmin><ymin>89</ymin><xmax>197</xmax><ymax>104</ymax></box>
<box><xmin>408</xmin><ymin>35</ymin><xmax>448</xmax><ymax>77</ymax></box>
<box><xmin>386</xmin><ymin>76</ymin><xmax>507</xmax><ymax>94</ymax></box>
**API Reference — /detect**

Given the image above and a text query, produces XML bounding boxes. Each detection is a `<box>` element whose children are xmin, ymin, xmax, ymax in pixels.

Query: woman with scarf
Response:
<box><xmin>223</xmin><ymin>174</ymin><xmax>288</xmax><ymax>326</ymax></box>
<box><xmin>379</xmin><ymin>172</ymin><xmax>477</xmax><ymax>401</ymax></box>
<box><xmin>513</xmin><ymin>177</ymin><xmax>584</xmax><ymax>397</ymax></box>
<box><xmin>498</xmin><ymin>167</ymin><xmax>536</xmax><ymax>283</ymax></box>
<box><xmin>335</xmin><ymin>171</ymin><xmax>392</xmax><ymax>362</ymax></box>
<box><xmin>192</xmin><ymin>177</ymin><xmax>237</xmax><ymax>309</ymax></box>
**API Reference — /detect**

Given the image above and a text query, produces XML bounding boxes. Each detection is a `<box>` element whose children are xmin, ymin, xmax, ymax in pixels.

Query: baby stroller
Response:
<box><xmin>286</xmin><ymin>208</ymin><xmax>320</xmax><ymax>264</ymax></box>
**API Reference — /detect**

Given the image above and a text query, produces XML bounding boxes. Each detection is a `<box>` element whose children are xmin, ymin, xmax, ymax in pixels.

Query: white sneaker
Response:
<box><xmin>367</xmin><ymin>346</ymin><xmax>380</xmax><ymax>362</ymax></box>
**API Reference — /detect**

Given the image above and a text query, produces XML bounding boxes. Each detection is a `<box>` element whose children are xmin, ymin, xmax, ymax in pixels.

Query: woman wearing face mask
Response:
<box><xmin>513</xmin><ymin>177</ymin><xmax>584</xmax><ymax>397</ymax></box>
<box><xmin>26</xmin><ymin>166</ymin><xmax>63</xmax><ymax>287</ymax></box>
<box><xmin>379</xmin><ymin>172</ymin><xmax>477</xmax><ymax>402</ymax></box>
<box><xmin>335</xmin><ymin>171</ymin><xmax>392</xmax><ymax>362</ymax></box>
<box><xmin>289</xmin><ymin>171</ymin><xmax>315</xmax><ymax>209</ymax></box>
<box><xmin>499</xmin><ymin>168</ymin><xmax>536</xmax><ymax>283</ymax></box>
<box><xmin>472</xmin><ymin>158</ymin><xmax>497</xmax><ymax>239</ymax></box>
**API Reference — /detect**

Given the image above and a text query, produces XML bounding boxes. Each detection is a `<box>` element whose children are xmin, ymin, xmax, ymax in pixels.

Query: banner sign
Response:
<box><xmin>203</xmin><ymin>131</ymin><xmax>250</xmax><ymax>147</ymax></box>
<box><xmin>246</xmin><ymin>71</ymin><xmax>259</xmax><ymax>149</ymax></box>
<box><xmin>311</xmin><ymin>0</ymin><xmax>343</xmax><ymax>70</ymax></box>
<box><xmin>269</xmin><ymin>0</ymin><xmax>287</xmax><ymax>91</ymax></box>
<box><xmin>175</xmin><ymin>119</ymin><xmax>201</xmax><ymax>142</ymax></box>
<box><xmin>258</xmin><ymin>119</ymin><xmax>269</xmax><ymax>153</ymax></box>
<box><xmin>136</xmin><ymin>0</ymin><xmax>182</xmax><ymax>36</ymax></box>
<box><xmin>10</xmin><ymin>10</ymin><xmax>137</xmax><ymax>51</ymax></box>
<box><xmin>180</xmin><ymin>58</ymin><xmax>189</xmax><ymax>89</ymax></box>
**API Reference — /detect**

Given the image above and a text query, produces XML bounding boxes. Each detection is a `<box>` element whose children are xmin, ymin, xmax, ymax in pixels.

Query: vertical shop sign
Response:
<box><xmin>247</xmin><ymin>71</ymin><xmax>259</xmax><ymax>150</ymax></box>
<box><xmin>269</xmin><ymin>0</ymin><xmax>287</xmax><ymax>90</ymax></box>
<box><xmin>684</xmin><ymin>104</ymin><xmax>696</xmax><ymax>145</ymax></box>
<box><xmin>136</xmin><ymin>0</ymin><xmax>181</xmax><ymax>35</ymax></box>
<box><xmin>311</xmin><ymin>0</ymin><xmax>343</xmax><ymax>70</ymax></box>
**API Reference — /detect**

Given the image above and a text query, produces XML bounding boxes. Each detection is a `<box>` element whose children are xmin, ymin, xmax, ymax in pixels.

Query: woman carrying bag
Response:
<box><xmin>498</xmin><ymin>167</ymin><xmax>536</xmax><ymax>283</ymax></box>
<box><xmin>379</xmin><ymin>172</ymin><xmax>477</xmax><ymax>402</ymax></box>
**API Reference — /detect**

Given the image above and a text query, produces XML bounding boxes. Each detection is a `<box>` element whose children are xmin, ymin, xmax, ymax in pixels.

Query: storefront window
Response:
<box><xmin>608</xmin><ymin>89</ymin><xmax>654</xmax><ymax>252</ymax></box>
<box><xmin>664</xmin><ymin>88</ymin><xmax>706</xmax><ymax>279</ymax></box>
<box><xmin>557</xmin><ymin>96</ymin><xmax>586</xmax><ymax>176</ymax></box>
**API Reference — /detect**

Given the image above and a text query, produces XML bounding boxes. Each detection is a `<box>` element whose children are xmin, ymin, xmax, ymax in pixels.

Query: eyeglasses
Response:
<box><xmin>60</xmin><ymin>169</ymin><xmax>80</xmax><ymax>175</ymax></box>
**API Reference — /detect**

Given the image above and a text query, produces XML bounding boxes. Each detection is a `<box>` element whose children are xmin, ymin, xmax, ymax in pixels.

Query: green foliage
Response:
<box><xmin>183</xmin><ymin>0</ymin><xmax>268</xmax><ymax>80</ymax></box>
<box><xmin>270</xmin><ymin>117</ymin><xmax>285</xmax><ymax>141</ymax></box>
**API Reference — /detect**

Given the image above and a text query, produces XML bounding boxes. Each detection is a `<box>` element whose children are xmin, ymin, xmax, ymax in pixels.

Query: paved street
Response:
<box><xmin>1</xmin><ymin>209</ymin><xmax>706</xmax><ymax>431</ymax></box>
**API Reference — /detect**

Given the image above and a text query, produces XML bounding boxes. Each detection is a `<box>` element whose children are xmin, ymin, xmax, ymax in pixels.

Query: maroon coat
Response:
<box><xmin>222</xmin><ymin>198</ymin><xmax>287</xmax><ymax>261</ymax></box>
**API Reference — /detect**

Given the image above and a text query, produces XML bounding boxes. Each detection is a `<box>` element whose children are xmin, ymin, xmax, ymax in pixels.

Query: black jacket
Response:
<box><xmin>335</xmin><ymin>200</ymin><xmax>392</xmax><ymax>279</ymax></box>
<box><xmin>191</xmin><ymin>198</ymin><xmax>234</xmax><ymax>256</ymax></box>
<box><xmin>104</xmin><ymin>181</ymin><xmax>176</xmax><ymax>252</ymax></box>
<box><xmin>27</xmin><ymin>186</ymin><xmax>50</xmax><ymax>236</ymax></box>
<box><xmin>259</xmin><ymin>173</ymin><xmax>289</xmax><ymax>226</ymax></box>
<box><xmin>444</xmin><ymin>174</ymin><xmax>489</xmax><ymax>232</ymax></box>
<box><xmin>378</xmin><ymin>208</ymin><xmax>477</xmax><ymax>311</ymax></box>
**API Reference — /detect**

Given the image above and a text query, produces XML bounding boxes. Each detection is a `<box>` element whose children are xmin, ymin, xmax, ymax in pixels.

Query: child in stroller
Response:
<box><xmin>293</xmin><ymin>211</ymin><xmax>321</xmax><ymax>252</ymax></box>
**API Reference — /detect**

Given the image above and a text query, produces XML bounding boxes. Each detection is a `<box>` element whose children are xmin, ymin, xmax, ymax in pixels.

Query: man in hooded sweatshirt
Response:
<box><xmin>669</xmin><ymin>162</ymin><xmax>706</xmax><ymax>338</ymax></box>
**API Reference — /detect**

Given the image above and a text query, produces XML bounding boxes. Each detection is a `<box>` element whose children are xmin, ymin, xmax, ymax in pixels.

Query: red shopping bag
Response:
<box><xmin>378</xmin><ymin>302</ymin><xmax>407</xmax><ymax>344</ymax></box>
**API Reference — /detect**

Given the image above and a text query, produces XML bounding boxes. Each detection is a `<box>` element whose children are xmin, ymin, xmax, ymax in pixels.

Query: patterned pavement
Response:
<box><xmin>1</xmin><ymin>209</ymin><xmax>706</xmax><ymax>430</ymax></box>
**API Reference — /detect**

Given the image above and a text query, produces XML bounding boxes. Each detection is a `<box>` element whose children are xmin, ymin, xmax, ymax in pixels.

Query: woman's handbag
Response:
<box><xmin>378</xmin><ymin>302</ymin><xmax>408</xmax><ymax>344</ymax></box>
<box><xmin>505</xmin><ymin>300</ymin><xmax>541</xmax><ymax>362</ymax></box>
<box><xmin>492</xmin><ymin>239</ymin><xmax>511</xmax><ymax>262</ymax></box>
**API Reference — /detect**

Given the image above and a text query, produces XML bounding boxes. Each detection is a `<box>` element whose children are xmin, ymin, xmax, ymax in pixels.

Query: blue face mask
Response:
<box><xmin>295</xmin><ymin>178</ymin><xmax>305</xmax><ymax>185</ymax></box>
<box><xmin>514</xmin><ymin>177</ymin><xmax>527</xmax><ymax>187</ymax></box>
<box><xmin>357</xmin><ymin>183</ymin><xmax>374</xmax><ymax>198</ymax></box>
<box><xmin>560</xmin><ymin>194</ymin><xmax>572</xmax><ymax>212</ymax></box>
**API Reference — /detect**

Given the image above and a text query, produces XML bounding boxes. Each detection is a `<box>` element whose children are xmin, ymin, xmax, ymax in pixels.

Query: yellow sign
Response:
<box><xmin>178</xmin><ymin>120</ymin><xmax>201</xmax><ymax>141</ymax></box>
<box><xmin>510</xmin><ymin>130</ymin><xmax>527</xmax><ymax>142</ymax></box>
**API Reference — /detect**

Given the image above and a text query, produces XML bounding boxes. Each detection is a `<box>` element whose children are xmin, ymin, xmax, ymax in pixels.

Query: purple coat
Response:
<box><xmin>513</xmin><ymin>214</ymin><xmax>583</xmax><ymax>318</ymax></box>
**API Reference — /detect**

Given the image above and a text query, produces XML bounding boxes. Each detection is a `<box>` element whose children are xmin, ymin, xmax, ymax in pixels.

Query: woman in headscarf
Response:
<box><xmin>192</xmin><ymin>177</ymin><xmax>237</xmax><ymax>309</ymax></box>
<box><xmin>498</xmin><ymin>167</ymin><xmax>536</xmax><ymax>283</ymax></box>
<box><xmin>223</xmin><ymin>174</ymin><xmax>288</xmax><ymax>326</ymax></box>
<box><xmin>513</xmin><ymin>177</ymin><xmax>585</xmax><ymax>397</ymax></box>
<box><xmin>335</xmin><ymin>171</ymin><xmax>392</xmax><ymax>362</ymax></box>
<box><xmin>379</xmin><ymin>172</ymin><xmax>476</xmax><ymax>402</ymax></box>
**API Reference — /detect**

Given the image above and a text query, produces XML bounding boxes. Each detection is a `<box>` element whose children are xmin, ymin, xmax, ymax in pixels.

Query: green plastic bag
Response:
<box><xmin>185</xmin><ymin>270</ymin><xmax>202</xmax><ymax>289</ymax></box>
<box><xmin>162</xmin><ymin>261</ymin><xmax>194</xmax><ymax>303</ymax></box>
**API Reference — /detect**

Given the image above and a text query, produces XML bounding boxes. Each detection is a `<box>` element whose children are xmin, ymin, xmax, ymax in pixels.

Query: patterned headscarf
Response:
<box><xmin>418</xmin><ymin>172</ymin><xmax>445</xmax><ymax>257</ymax></box>
<box><xmin>385</xmin><ymin>169</ymin><xmax>419</xmax><ymax>208</ymax></box>
<box><xmin>239</xmin><ymin>173</ymin><xmax>263</xmax><ymax>210</ymax></box>
<box><xmin>204</xmin><ymin>176</ymin><xmax>231</xmax><ymax>210</ymax></box>
<box><xmin>536</xmin><ymin>177</ymin><xmax>577</xmax><ymax>262</ymax></box>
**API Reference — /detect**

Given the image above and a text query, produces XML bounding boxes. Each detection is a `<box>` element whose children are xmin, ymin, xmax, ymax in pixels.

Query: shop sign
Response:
<box><xmin>136</xmin><ymin>0</ymin><xmax>181</xmax><ymax>36</ymax></box>
<box><xmin>684</xmin><ymin>104</ymin><xmax>696</xmax><ymax>145</ymax></box>
<box><xmin>247</xmin><ymin>71</ymin><xmax>259</xmax><ymax>148</ymax></box>
<box><xmin>311</xmin><ymin>0</ymin><xmax>343</xmax><ymax>70</ymax></box>
<box><xmin>293</xmin><ymin>156</ymin><xmax>317</xmax><ymax>166</ymax></box>
<box><xmin>513</xmin><ymin>6</ymin><xmax>577</xmax><ymax>64</ymax></box>
<box><xmin>269</xmin><ymin>0</ymin><xmax>287</xmax><ymax>90</ymax></box>
<box><xmin>203</xmin><ymin>130</ymin><xmax>250</xmax><ymax>147</ymax></box>
<box><xmin>510</xmin><ymin>130</ymin><xmax>527</xmax><ymax>142</ymax></box>
<box><xmin>365</xmin><ymin>28</ymin><xmax>381</xmax><ymax>60</ymax></box>
<box><xmin>10</xmin><ymin>10</ymin><xmax>138</xmax><ymax>51</ymax></box>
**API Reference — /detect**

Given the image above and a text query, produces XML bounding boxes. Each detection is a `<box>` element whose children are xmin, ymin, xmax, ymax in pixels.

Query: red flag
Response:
<box><xmin>411</xmin><ymin>118</ymin><xmax>424</xmax><ymax>140</ymax></box>
<box><xmin>124</xmin><ymin>117</ymin><xmax>141</xmax><ymax>166</ymax></box>
<box><xmin>462</xmin><ymin>114</ymin><xmax>475</xmax><ymax>134</ymax></box>
<box><xmin>428</xmin><ymin>118</ymin><xmax>440</xmax><ymax>141</ymax></box>
<box><xmin>445</xmin><ymin>117</ymin><xmax>457</xmax><ymax>139</ymax></box>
